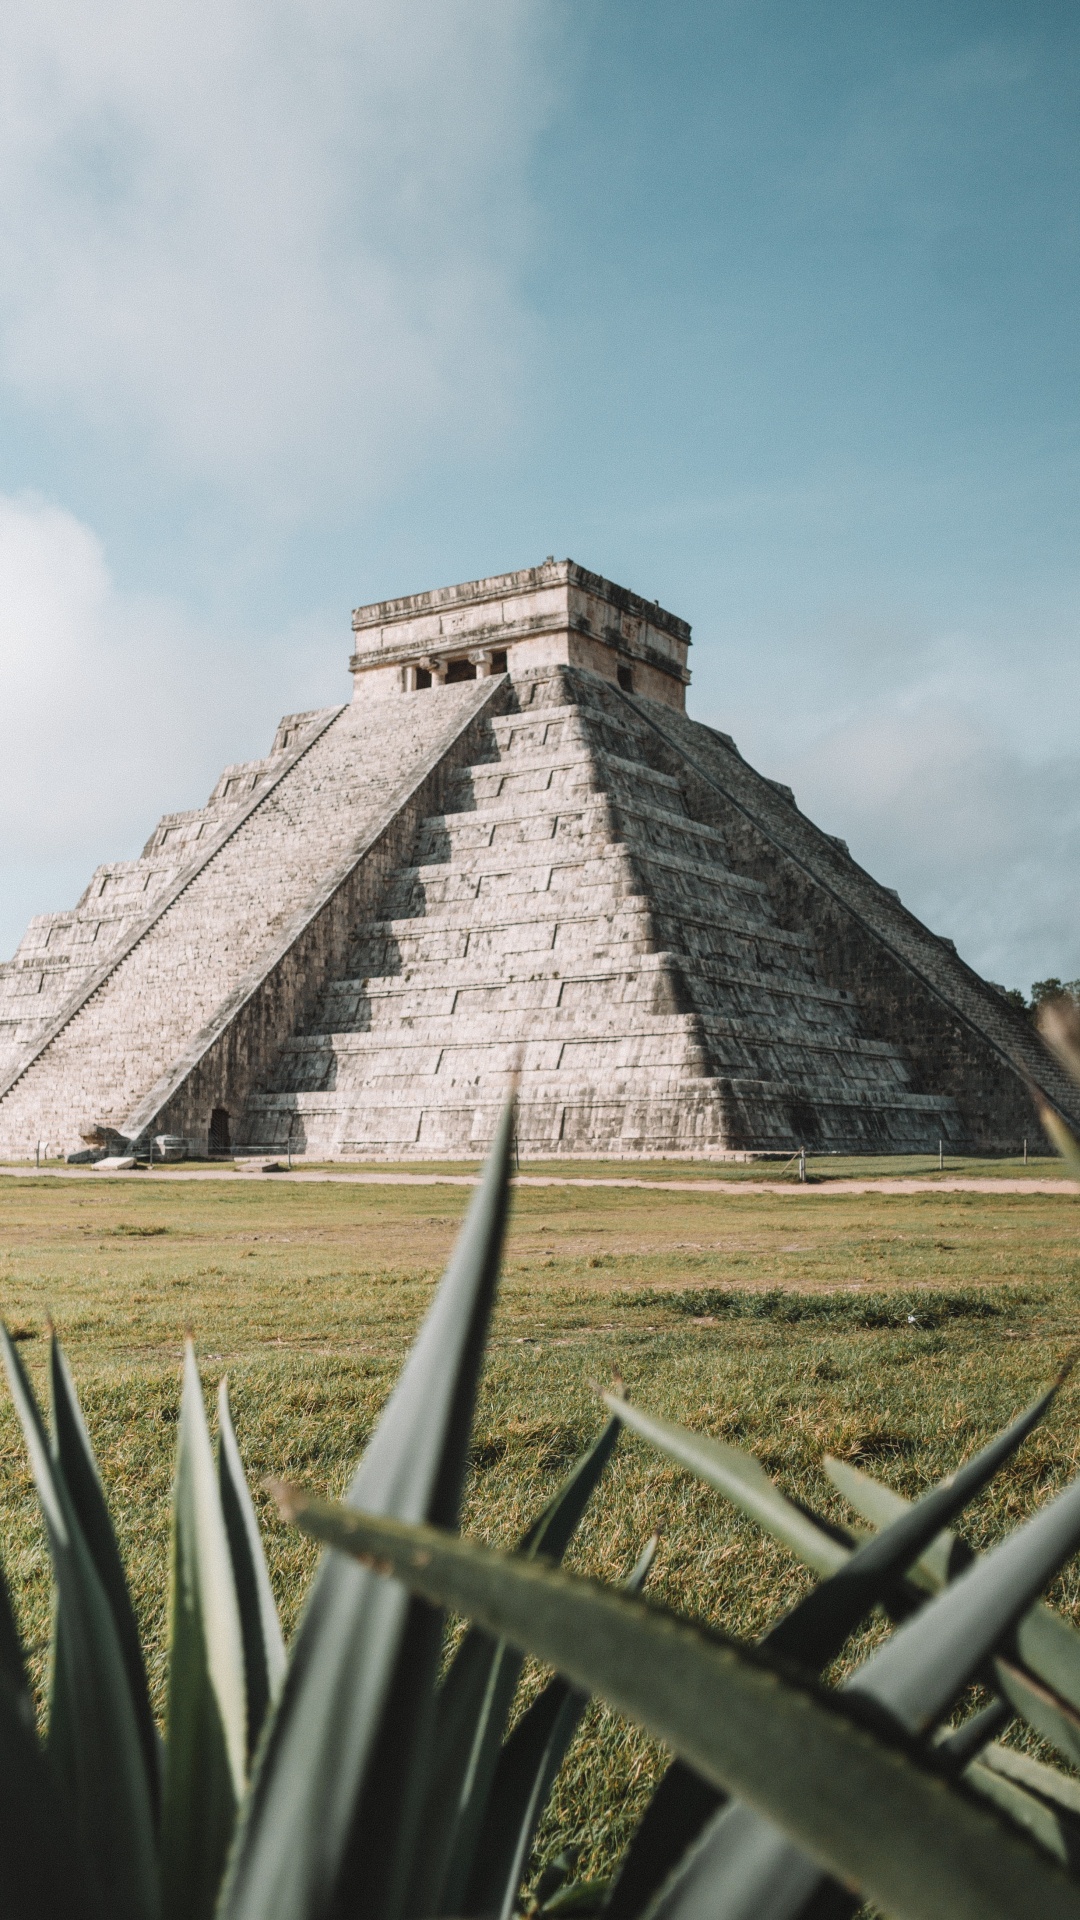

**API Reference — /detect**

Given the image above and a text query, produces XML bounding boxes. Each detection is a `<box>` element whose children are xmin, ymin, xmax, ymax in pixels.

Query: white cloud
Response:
<box><xmin>701</xmin><ymin>597</ymin><xmax>1080</xmax><ymax>993</ymax></box>
<box><xmin>0</xmin><ymin>490</ymin><xmax>350</xmax><ymax>958</ymax></box>
<box><xmin>0</xmin><ymin>0</ymin><xmax>553</xmax><ymax>511</ymax></box>
<box><xmin>773</xmin><ymin>694</ymin><xmax>1080</xmax><ymax>992</ymax></box>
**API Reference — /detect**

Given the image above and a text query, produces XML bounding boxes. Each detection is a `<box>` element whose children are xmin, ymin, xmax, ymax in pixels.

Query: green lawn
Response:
<box><xmin>2</xmin><ymin>1169</ymin><xmax>1079</xmax><ymax>1882</ymax></box>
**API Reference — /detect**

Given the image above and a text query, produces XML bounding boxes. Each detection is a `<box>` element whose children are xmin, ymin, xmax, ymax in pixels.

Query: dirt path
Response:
<box><xmin>2</xmin><ymin>1166</ymin><xmax>1076</xmax><ymax>1198</ymax></box>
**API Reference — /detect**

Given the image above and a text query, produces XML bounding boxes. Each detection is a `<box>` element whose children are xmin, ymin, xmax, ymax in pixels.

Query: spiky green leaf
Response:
<box><xmin>219</xmin><ymin>1100</ymin><xmax>515</xmax><ymax>1920</ymax></box>
<box><xmin>673</xmin><ymin>1453</ymin><xmax>1080</xmax><ymax>1920</ymax></box>
<box><xmin>827</xmin><ymin>1455</ymin><xmax>1080</xmax><ymax>1715</ymax></box>
<box><xmin>0</xmin><ymin>1543</ymin><xmax>99</xmax><ymax>1919</ymax></box>
<box><xmin>767</xmin><ymin>1367</ymin><xmax>1071</xmax><ymax>1670</ymax></box>
<box><xmin>412</xmin><ymin>1415</ymin><xmax>620</xmax><ymax>1918</ymax></box>
<box><xmin>49</xmin><ymin>1333</ymin><xmax>161</xmax><ymax>1809</ymax></box>
<box><xmin>0</xmin><ymin>1325</ymin><xmax>159</xmax><ymax>1920</ymax></box>
<box><xmin>605</xmin><ymin>1379</ymin><xmax>1065</xmax><ymax>1920</ymax></box>
<box><xmin>966</xmin><ymin>1757</ymin><xmax>1080</xmax><ymax>1869</ymax></box>
<box><xmin>993</xmin><ymin>1659</ymin><xmax>1080</xmax><ymax>1773</ymax></box>
<box><xmin>218</xmin><ymin>1377</ymin><xmax>285</xmax><ymax>1762</ymax></box>
<box><xmin>465</xmin><ymin>1536</ymin><xmax>658</xmax><ymax>1920</ymax></box>
<box><xmin>275</xmin><ymin>1493</ymin><xmax>1080</xmax><ymax>1920</ymax></box>
<box><xmin>161</xmin><ymin>1344</ymin><xmax>247</xmax><ymax>1920</ymax></box>
<box><xmin>603</xmin><ymin>1760</ymin><xmax>725</xmax><ymax>1920</ymax></box>
<box><xmin>981</xmin><ymin>1742</ymin><xmax>1080</xmax><ymax>1819</ymax></box>
<box><xmin>603</xmin><ymin>1395</ymin><xmax>847</xmax><ymax>1578</ymax></box>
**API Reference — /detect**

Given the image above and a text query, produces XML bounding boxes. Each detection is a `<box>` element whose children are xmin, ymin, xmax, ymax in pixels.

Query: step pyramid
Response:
<box><xmin>0</xmin><ymin>560</ymin><xmax>1071</xmax><ymax>1160</ymax></box>
<box><xmin>0</xmin><ymin>681</ymin><xmax>502</xmax><ymax>1156</ymax></box>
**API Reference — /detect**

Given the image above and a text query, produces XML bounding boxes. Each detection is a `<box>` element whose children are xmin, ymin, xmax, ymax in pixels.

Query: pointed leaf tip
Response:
<box><xmin>218</xmin><ymin>1378</ymin><xmax>285</xmax><ymax>1757</ymax></box>
<box><xmin>220</xmin><ymin>1095</ymin><xmax>514</xmax><ymax>1920</ymax></box>
<box><xmin>265</xmin><ymin>1478</ymin><xmax>302</xmax><ymax>1523</ymax></box>
<box><xmin>1056</xmin><ymin>1347</ymin><xmax>1080</xmax><ymax>1389</ymax></box>
<box><xmin>282</xmin><ymin>1498</ymin><xmax>1080</xmax><ymax>1920</ymax></box>
<box><xmin>162</xmin><ymin>1342</ymin><xmax>247</xmax><ymax>1919</ymax></box>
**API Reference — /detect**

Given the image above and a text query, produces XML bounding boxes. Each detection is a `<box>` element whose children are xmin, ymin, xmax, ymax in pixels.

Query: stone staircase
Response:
<box><xmin>0</xmin><ymin>682</ymin><xmax>502</xmax><ymax>1156</ymax></box>
<box><xmin>0</xmin><ymin>710</ymin><xmax>334</xmax><ymax>1089</ymax></box>
<box><xmin>241</xmin><ymin>672</ymin><xmax>960</xmax><ymax>1156</ymax></box>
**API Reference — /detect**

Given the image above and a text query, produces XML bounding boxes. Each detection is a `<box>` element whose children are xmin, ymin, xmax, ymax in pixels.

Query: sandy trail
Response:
<box><xmin>2</xmin><ymin>1167</ymin><xmax>1075</xmax><ymax>1198</ymax></box>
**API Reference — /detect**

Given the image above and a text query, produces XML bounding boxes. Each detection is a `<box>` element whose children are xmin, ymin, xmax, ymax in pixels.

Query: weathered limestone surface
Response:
<box><xmin>348</xmin><ymin>558</ymin><xmax>691</xmax><ymax>708</ymax></box>
<box><xmin>240</xmin><ymin>663</ymin><xmax>1063</xmax><ymax>1158</ymax></box>
<box><xmin>1</xmin><ymin>559</ymin><xmax>1071</xmax><ymax>1161</ymax></box>
<box><xmin>0</xmin><ymin>709</ymin><xmax>329</xmax><ymax>1087</ymax></box>
<box><xmin>0</xmin><ymin>682</ymin><xmax>502</xmax><ymax>1155</ymax></box>
<box><xmin>617</xmin><ymin>691</ymin><xmax>1076</xmax><ymax>1151</ymax></box>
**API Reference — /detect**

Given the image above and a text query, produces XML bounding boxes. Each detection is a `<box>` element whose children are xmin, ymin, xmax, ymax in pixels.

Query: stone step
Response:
<box><xmin>240</xmin><ymin>1080</ymin><xmax>734</xmax><ymax>1156</ymax></box>
<box><xmin>349</xmin><ymin>926</ymin><xmax>814</xmax><ymax>979</ymax></box>
<box><xmin>317</xmin><ymin>955</ymin><xmax>854</xmax><ymax>1015</ymax></box>
<box><xmin>379</xmin><ymin>852</ymin><xmax>766</xmax><ymax>924</ymax></box>
<box><xmin>359</xmin><ymin>887</ymin><xmax>799</xmax><ymax>940</ymax></box>
<box><xmin>247</xmin><ymin>1058</ymin><xmax>715</xmax><ymax>1108</ymax></box>
<box><xmin>268</xmin><ymin>1011</ymin><xmax>911</xmax><ymax>1112</ymax></box>
<box><xmin>414</xmin><ymin>800</ymin><xmax>612</xmax><ymax>859</ymax></box>
<box><xmin>284</xmin><ymin>1009</ymin><xmax>907</xmax><ymax>1067</ymax></box>
<box><xmin>273</xmin><ymin>1029</ymin><xmax>709</xmax><ymax>1088</ymax></box>
<box><xmin>279</xmin><ymin>1008</ymin><xmax>700</xmax><ymax>1063</ymax></box>
<box><xmin>379</xmin><ymin>846</ymin><xmax>635</xmax><ymax>916</ymax></box>
<box><xmin>418</xmin><ymin>788</ymin><xmax>728</xmax><ymax>853</ymax></box>
<box><xmin>249</xmin><ymin>1068</ymin><xmax>953</xmax><ymax>1119</ymax></box>
<box><xmin>387</xmin><ymin>837</ymin><xmax>765</xmax><ymax>899</ymax></box>
<box><xmin>242</xmin><ymin>1064</ymin><xmax>958</xmax><ymax>1159</ymax></box>
<box><xmin>486</xmin><ymin>704</ymin><xmax>636</xmax><ymax>752</ymax></box>
<box><xmin>349</xmin><ymin>903</ymin><xmax>658</xmax><ymax>971</ymax></box>
<box><xmin>446</xmin><ymin>745</ymin><xmax>682</xmax><ymax>811</ymax></box>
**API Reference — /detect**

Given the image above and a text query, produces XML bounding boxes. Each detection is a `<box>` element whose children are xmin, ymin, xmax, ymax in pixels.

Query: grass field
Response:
<box><xmin>2</xmin><ymin>1165</ymin><xmax>1080</xmax><ymax>1884</ymax></box>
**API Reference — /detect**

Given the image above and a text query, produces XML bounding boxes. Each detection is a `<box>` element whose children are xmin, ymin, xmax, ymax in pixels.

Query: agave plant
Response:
<box><xmin>0</xmin><ymin>1106</ymin><xmax>635</xmax><ymax>1920</ymax></box>
<box><xmin>10</xmin><ymin>1084</ymin><xmax>1080</xmax><ymax>1920</ymax></box>
<box><xmin>278</xmin><ymin>1349</ymin><xmax>1080</xmax><ymax>1920</ymax></box>
<box><xmin>269</xmin><ymin>1058</ymin><xmax>1080</xmax><ymax>1920</ymax></box>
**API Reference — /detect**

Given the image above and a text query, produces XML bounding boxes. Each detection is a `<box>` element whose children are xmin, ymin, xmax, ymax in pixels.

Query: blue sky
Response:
<box><xmin>1</xmin><ymin>0</ymin><xmax>1077</xmax><ymax>989</ymax></box>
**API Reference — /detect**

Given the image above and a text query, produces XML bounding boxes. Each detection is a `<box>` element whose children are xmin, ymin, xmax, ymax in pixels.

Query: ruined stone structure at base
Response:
<box><xmin>0</xmin><ymin>560</ymin><xmax>1072</xmax><ymax>1161</ymax></box>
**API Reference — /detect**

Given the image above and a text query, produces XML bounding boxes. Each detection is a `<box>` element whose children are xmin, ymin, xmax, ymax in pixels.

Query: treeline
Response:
<box><xmin>1003</xmin><ymin>977</ymin><xmax>1080</xmax><ymax>1017</ymax></box>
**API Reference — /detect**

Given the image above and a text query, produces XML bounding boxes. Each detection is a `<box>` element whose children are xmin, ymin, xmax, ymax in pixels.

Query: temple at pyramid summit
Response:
<box><xmin>0</xmin><ymin>558</ymin><xmax>1073</xmax><ymax>1162</ymax></box>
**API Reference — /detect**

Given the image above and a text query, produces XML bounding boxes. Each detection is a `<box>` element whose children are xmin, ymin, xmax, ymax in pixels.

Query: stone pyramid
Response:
<box><xmin>0</xmin><ymin>561</ymin><xmax>1071</xmax><ymax>1160</ymax></box>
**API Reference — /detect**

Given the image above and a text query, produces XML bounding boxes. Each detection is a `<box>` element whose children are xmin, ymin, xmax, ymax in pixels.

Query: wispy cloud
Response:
<box><xmin>716</xmin><ymin>622</ymin><xmax>1080</xmax><ymax>992</ymax></box>
<box><xmin>0</xmin><ymin>0</ymin><xmax>559</xmax><ymax>958</ymax></box>
<box><xmin>0</xmin><ymin>0</ymin><xmax>554</xmax><ymax>513</ymax></box>
<box><xmin>0</xmin><ymin>490</ymin><xmax>347</xmax><ymax>956</ymax></box>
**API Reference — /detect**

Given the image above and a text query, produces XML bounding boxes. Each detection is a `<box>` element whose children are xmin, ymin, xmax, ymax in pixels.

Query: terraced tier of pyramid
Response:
<box><xmin>243</xmin><ymin>674</ymin><xmax>958</xmax><ymax>1156</ymax></box>
<box><xmin>0</xmin><ymin>560</ymin><xmax>1070</xmax><ymax>1160</ymax></box>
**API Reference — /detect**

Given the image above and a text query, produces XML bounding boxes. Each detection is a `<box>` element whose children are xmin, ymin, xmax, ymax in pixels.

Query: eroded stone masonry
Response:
<box><xmin>0</xmin><ymin>560</ymin><xmax>1071</xmax><ymax>1159</ymax></box>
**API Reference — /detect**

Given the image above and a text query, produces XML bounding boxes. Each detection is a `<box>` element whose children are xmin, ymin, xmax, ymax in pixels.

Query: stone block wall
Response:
<box><xmin>610</xmin><ymin>686</ymin><xmax>1073</xmax><ymax>1149</ymax></box>
<box><xmin>240</xmin><ymin>665</ymin><xmax>983</xmax><ymax>1158</ymax></box>
<box><xmin>0</xmin><ymin>682</ymin><xmax>505</xmax><ymax>1155</ymax></box>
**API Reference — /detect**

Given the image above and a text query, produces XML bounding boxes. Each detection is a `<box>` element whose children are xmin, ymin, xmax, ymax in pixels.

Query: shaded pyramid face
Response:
<box><xmin>239</xmin><ymin>667</ymin><xmax>966</xmax><ymax>1158</ymax></box>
